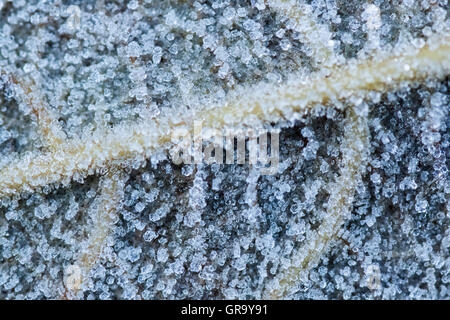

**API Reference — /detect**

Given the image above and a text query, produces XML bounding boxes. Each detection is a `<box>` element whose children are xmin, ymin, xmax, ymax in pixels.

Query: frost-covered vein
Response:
<box><xmin>64</xmin><ymin>171</ymin><xmax>126</xmax><ymax>298</ymax></box>
<box><xmin>0</xmin><ymin>35</ymin><xmax>448</xmax><ymax>197</ymax></box>
<box><xmin>267</xmin><ymin>0</ymin><xmax>338</xmax><ymax>67</ymax></box>
<box><xmin>264</xmin><ymin>106</ymin><xmax>370</xmax><ymax>299</ymax></box>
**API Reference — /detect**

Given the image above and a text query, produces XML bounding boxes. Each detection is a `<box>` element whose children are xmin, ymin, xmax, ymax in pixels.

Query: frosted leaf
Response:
<box><xmin>0</xmin><ymin>0</ymin><xmax>448</xmax><ymax>301</ymax></box>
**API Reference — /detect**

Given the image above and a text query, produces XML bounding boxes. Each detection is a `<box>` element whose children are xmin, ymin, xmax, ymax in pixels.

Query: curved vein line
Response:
<box><xmin>264</xmin><ymin>106</ymin><xmax>369</xmax><ymax>299</ymax></box>
<box><xmin>0</xmin><ymin>35</ymin><xmax>448</xmax><ymax>198</ymax></box>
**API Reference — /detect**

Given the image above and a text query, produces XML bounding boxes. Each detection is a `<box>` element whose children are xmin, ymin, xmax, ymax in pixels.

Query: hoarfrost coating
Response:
<box><xmin>0</xmin><ymin>0</ymin><xmax>448</xmax><ymax>299</ymax></box>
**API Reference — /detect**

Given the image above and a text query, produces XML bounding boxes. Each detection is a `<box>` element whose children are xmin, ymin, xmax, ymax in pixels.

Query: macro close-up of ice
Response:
<box><xmin>0</xmin><ymin>0</ymin><xmax>448</xmax><ymax>300</ymax></box>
